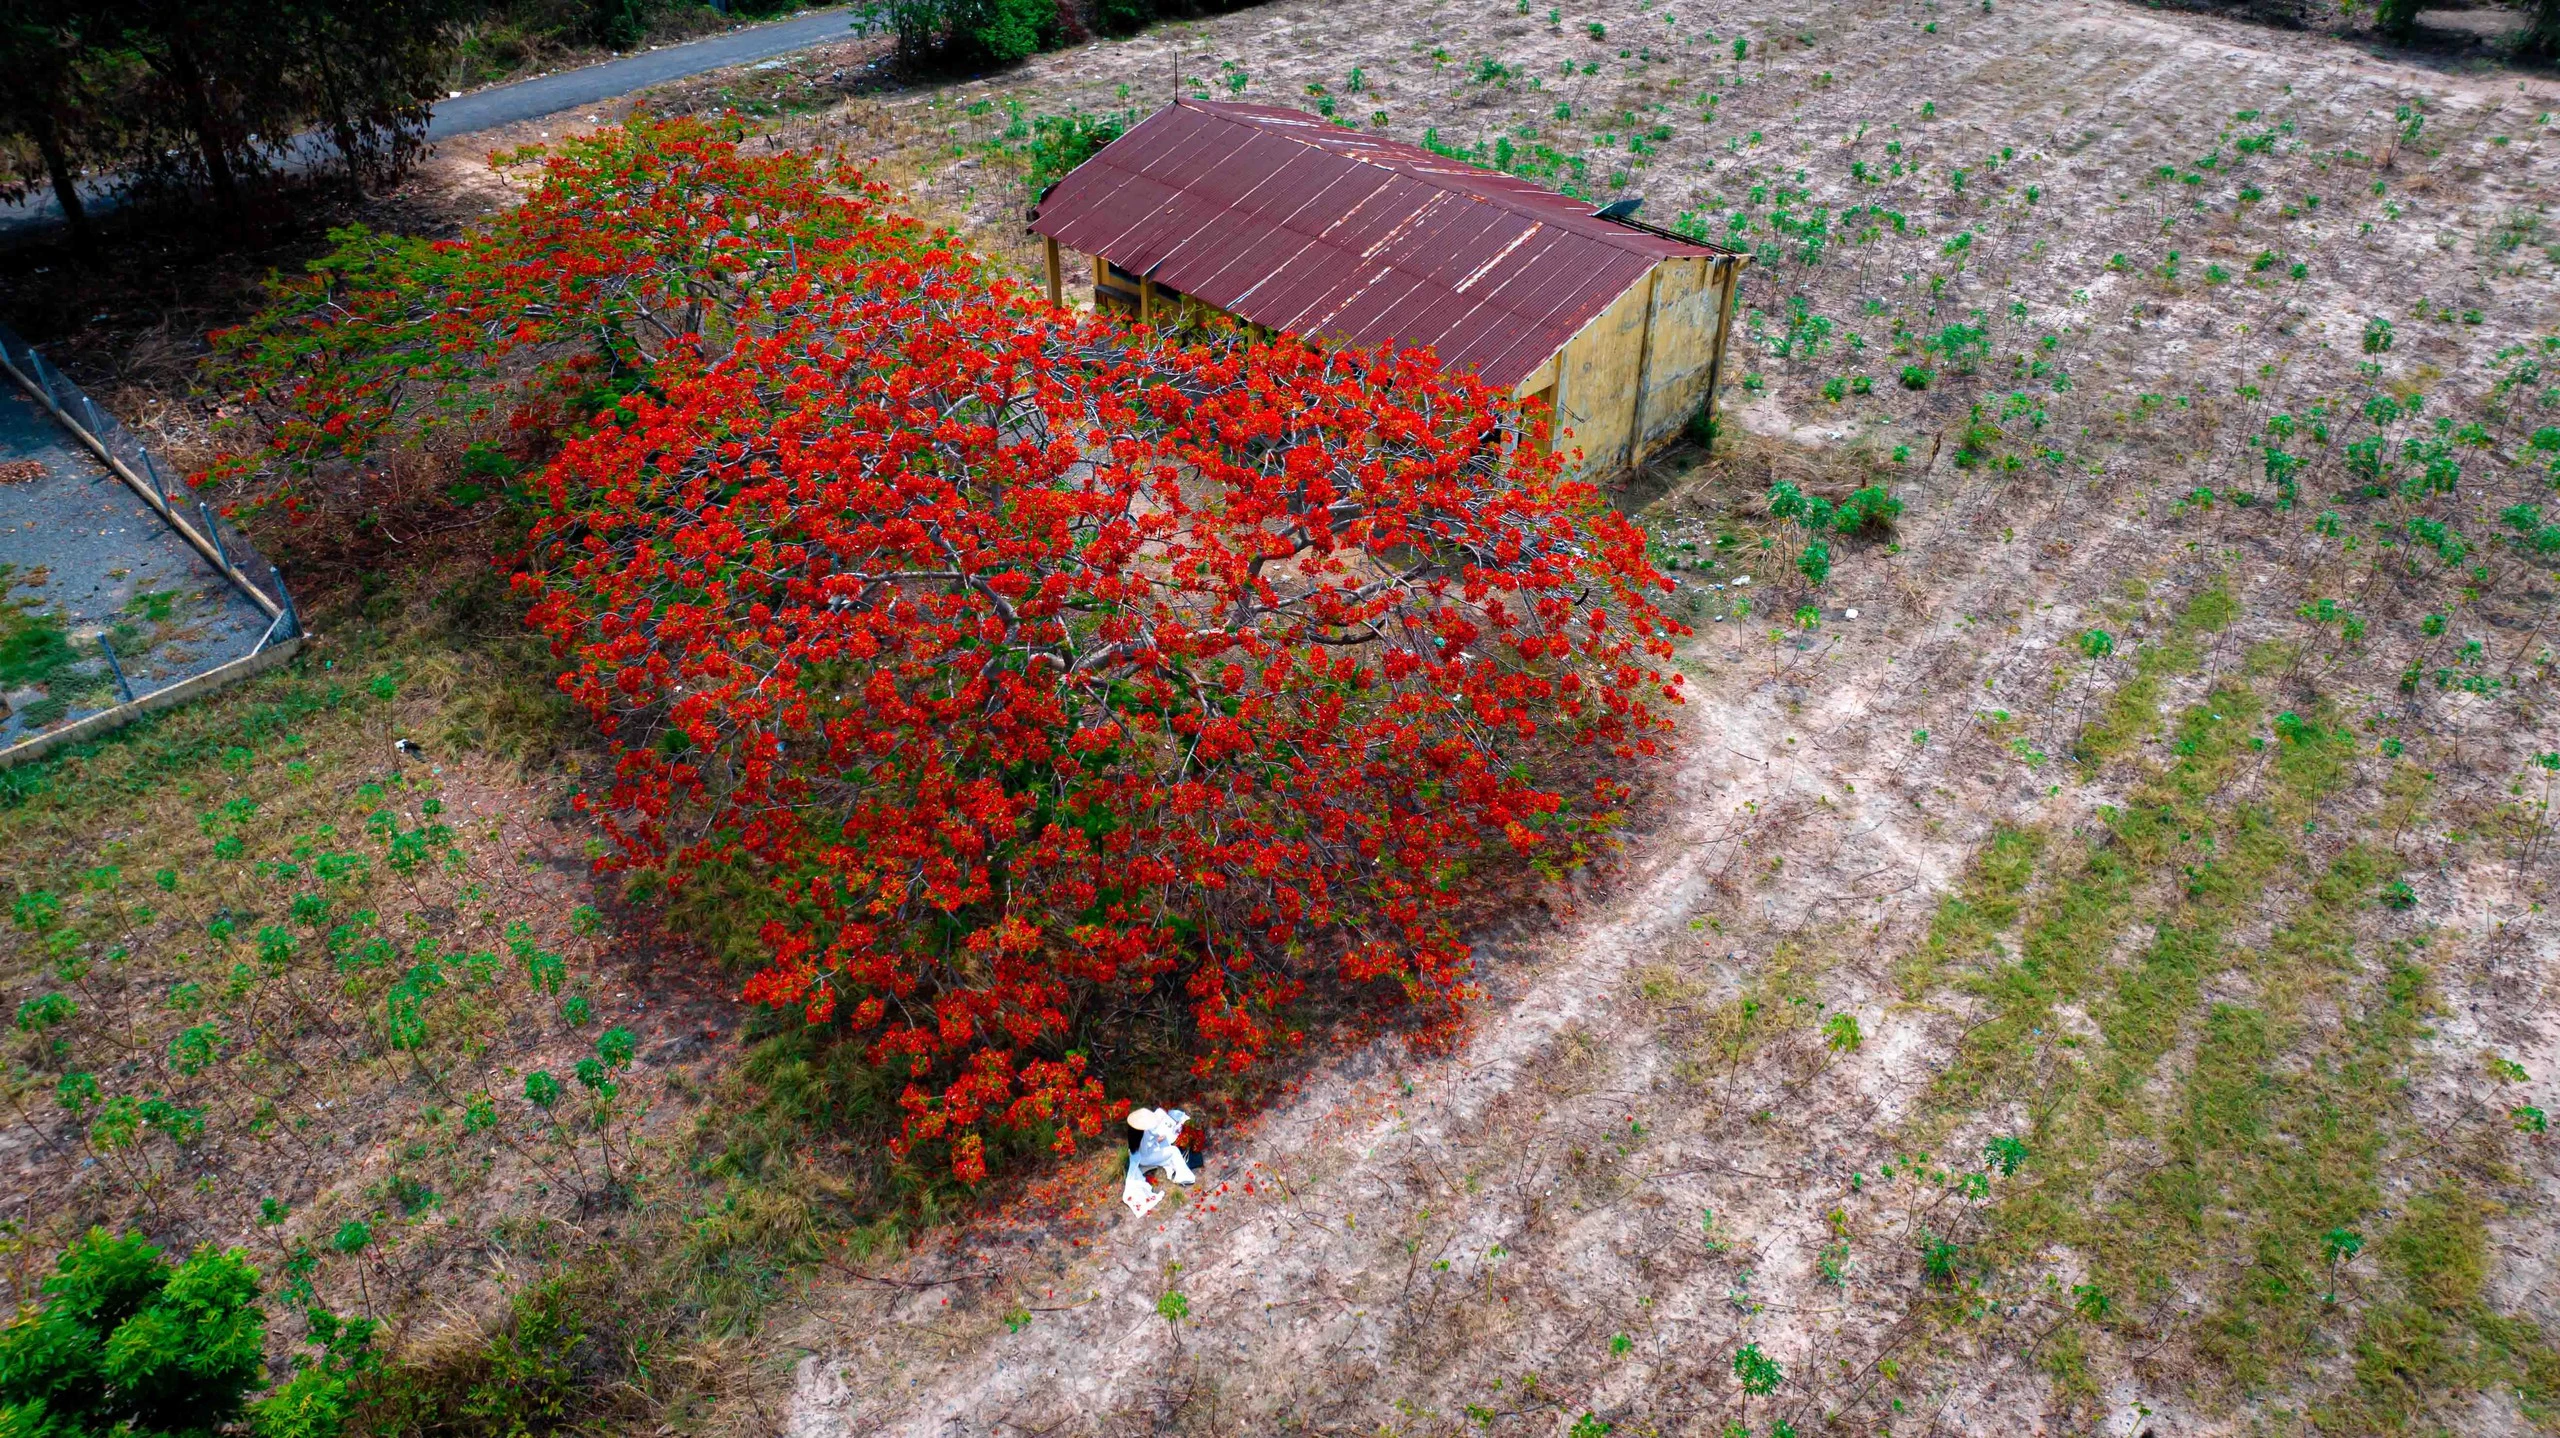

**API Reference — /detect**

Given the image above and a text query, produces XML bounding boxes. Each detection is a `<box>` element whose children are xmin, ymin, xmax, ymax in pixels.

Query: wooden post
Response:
<box><xmin>1044</xmin><ymin>236</ymin><xmax>1062</xmax><ymax>309</ymax></box>
<box><xmin>1139</xmin><ymin>276</ymin><xmax>1155</xmax><ymax>326</ymax></box>
<box><xmin>1694</xmin><ymin>255</ymin><xmax>1746</xmax><ymax>455</ymax></box>
<box><xmin>1623</xmin><ymin>265</ymin><xmax>1664</xmax><ymax>472</ymax></box>
<box><xmin>1551</xmin><ymin>346</ymin><xmax>1572</xmax><ymax>462</ymax></box>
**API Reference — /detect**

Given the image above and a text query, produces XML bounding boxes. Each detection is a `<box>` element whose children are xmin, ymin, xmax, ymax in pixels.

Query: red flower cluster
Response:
<box><xmin>223</xmin><ymin>119</ymin><xmax>1683</xmax><ymax>1181</ymax></box>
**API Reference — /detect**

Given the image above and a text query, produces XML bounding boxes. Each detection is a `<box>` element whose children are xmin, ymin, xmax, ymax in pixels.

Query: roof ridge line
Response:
<box><xmin>1182</xmin><ymin>99</ymin><xmax>1729</xmax><ymax>249</ymax></box>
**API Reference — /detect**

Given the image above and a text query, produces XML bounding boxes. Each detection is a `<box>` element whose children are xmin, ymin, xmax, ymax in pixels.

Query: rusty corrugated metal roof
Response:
<box><xmin>1028</xmin><ymin>100</ymin><xmax>1733</xmax><ymax>392</ymax></box>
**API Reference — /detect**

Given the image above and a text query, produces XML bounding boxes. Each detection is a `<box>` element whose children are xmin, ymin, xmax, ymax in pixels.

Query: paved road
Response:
<box><xmin>426</xmin><ymin>8</ymin><xmax>866</xmax><ymax>138</ymax></box>
<box><xmin>0</xmin><ymin>7</ymin><xmax>867</xmax><ymax>238</ymax></box>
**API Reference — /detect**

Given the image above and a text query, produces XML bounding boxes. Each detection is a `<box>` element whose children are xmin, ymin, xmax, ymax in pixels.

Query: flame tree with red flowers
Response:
<box><xmin>215</xmin><ymin>119</ymin><xmax>1682</xmax><ymax>1183</ymax></box>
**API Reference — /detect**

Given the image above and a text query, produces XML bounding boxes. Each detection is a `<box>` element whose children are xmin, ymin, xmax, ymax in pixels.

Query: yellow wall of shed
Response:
<box><xmin>1632</xmin><ymin>256</ymin><xmax>1733</xmax><ymax>448</ymax></box>
<box><xmin>1064</xmin><ymin>243</ymin><xmax>1743</xmax><ymax>480</ymax></box>
<box><xmin>1522</xmin><ymin>254</ymin><xmax>1742</xmax><ymax>479</ymax></box>
<box><xmin>1544</xmin><ymin>274</ymin><xmax>1652</xmax><ymax>474</ymax></box>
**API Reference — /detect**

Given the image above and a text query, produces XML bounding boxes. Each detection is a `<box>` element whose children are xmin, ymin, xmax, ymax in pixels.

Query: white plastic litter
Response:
<box><xmin>1121</xmin><ymin>1108</ymin><xmax>1198</xmax><ymax>1218</ymax></box>
<box><xmin>1733</xmin><ymin>575</ymin><xmax>1752</xmax><ymax>586</ymax></box>
<box><xmin>1844</xmin><ymin>608</ymin><xmax>1860</xmax><ymax>619</ymax></box>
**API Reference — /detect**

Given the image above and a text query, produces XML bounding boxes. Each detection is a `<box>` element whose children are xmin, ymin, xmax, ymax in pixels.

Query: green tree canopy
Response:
<box><xmin>0</xmin><ymin>1229</ymin><xmax>268</xmax><ymax>1438</ymax></box>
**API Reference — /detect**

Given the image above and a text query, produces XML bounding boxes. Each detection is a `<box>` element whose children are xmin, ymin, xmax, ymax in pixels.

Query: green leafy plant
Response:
<box><xmin>1797</xmin><ymin>541</ymin><xmax>1831</xmax><ymax>586</ymax></box>
<box><xmin>1823</xmin><ymin>1012</ymin><xmax>1862</xmax><ymax>1052</ymax></box>
<box><xmin>1731</xmin><ymin>1342</ymin><xmax>1783</xmax><ymax>1425</ymax></box>
<box><xmin>1092</xmin><ymin>0</ymin><xmax>1153</xmax><ymax>36</ymax></box>
<box><xmin>1982</xmin><ymin>1134</ymin><xmax>2029</xmax><ymax>1176</ymax></box>
<box><xmin>2322</xmin><ymin>1227</ymin><xmax>2363</xmax><ymax>1304</ymax></box>
<box><xmin>887</xmin><ymin>0</ymin><xmax>1059</xmax><ymax>66</ymax></box>
<box><xmin>248</xmin><ymin>1307</ymin><xmax>376</xmax><ymax>1438</ymax></box>
<box><xmin>1687</xmin><ymin>399</ymin><xmax>1721</xmax><ymax>448</ymax></box>
<box><xmin>1766</xmin><ymin>480</ymin><xmax>1892</xmax><ymax>586</ymax></box>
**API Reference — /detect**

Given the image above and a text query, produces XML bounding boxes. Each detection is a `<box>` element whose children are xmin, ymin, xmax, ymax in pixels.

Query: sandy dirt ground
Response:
<box><xmin>744</xmin><ymin>0</ymin><xmax>2560</xmax><ymax>1431</ymax></box>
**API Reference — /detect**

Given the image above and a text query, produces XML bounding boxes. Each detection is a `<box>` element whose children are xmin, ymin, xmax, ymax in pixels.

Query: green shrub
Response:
<box><xmin>1094</xmin><ymin>0</ymin><xmax>1153</xmax><ymax>36</ymax></box>
<box><xmin>246</xmin><ymin>1310</ymin><xmax>375</xmax><ymax>1438</ymax></box>
<box><xmin>890</xmin><ymin>0</ymin><xmax>1058</xmax><ymax>66</ymax></box>
<box><xmin>590</xmin><ymin>0</ymin><xmax>647</xmax><ymax>49</ymax></box>
<box><xmin>1834</xmin><ymin>484</ymin><xmax>1904</xmax><ymax>532</ymax></box>
<box><xmin>1027</xmin><ymin>110</ymin><xmax>1128</xmax><ymax>196</ymax></box>
<box><xmin>963</xmin><ymin>0</ymin><xmax>1056</xmax><ymax>63</ymax></box>
<box><xmin>0</xmin><ymin>1229</ymin><xmax>265</xmax><ymax>1438</ymax></box>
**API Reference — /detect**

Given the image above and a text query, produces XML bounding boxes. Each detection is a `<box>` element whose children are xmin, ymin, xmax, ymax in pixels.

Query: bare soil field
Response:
<box><xmin>0</xmin><ymin>0</ymin><xmax>2553</xmax><ymax>1433</ymax></box>
<box><xmin>742</xmin><ymin>0</ymin><xmax>2560</xmax><ymax>1433</ymax></box>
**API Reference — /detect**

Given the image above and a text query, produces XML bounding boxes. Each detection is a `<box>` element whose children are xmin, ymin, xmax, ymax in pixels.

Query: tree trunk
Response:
<box><xmin>26</xmin><ymin>109</ymin><xmax>91</xmax><ymax>245</ymax></box>
<box><xmin>164</xmin><ymin>33</ymin><xmax>239</xmax><ymax>217</ymax></box>
<box><xmin>2529</xmin><ymin>0</ymin><xmax>2560</xmax><ymax>61</ymax></box>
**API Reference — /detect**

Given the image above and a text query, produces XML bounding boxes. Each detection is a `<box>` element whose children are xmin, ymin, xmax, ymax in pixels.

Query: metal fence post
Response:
<box><xmin>98</xmin><ymin>635</ymin><xmax>134</xmax><ymax>704</ymax></box>
<box><xmin>197</xmin><ymin>499</ymin><xmax>230</xmax><ymax>572</ymax></box>
<box><xmin>271</xmin><ymin>565</ymin><xmax>301</xmax><ymax>638</ymax></box>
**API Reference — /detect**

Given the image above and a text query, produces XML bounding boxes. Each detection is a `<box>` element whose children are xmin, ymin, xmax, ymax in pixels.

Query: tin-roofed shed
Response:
<box><xmin>1027</xmin><ymin>100</ymin><xmax>1748</xmax><ymax>479</ymax></box>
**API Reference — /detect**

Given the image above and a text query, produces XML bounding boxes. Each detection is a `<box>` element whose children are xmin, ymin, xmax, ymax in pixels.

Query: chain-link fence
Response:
<box><xmin>0</xmin><ymin>320</ymin><xmax>305</xmax><ymax>764</ymax></box>
<box><xmin>0</xmin><ymin>320</ymin><xmax>301</xmax><ymax>637</ymax></box>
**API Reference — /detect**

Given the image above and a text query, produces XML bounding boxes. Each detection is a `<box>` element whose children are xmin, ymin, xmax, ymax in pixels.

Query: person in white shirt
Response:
<box><xmin>1121</xmin><ymin>1107</ymin><xmax>1203</xmax><ymax>1217</ymax></box>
